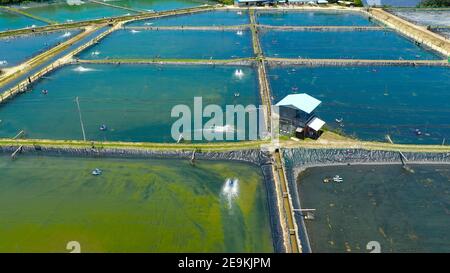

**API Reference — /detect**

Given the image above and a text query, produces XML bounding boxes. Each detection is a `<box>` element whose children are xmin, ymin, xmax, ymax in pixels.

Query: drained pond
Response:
<box><xmin>0</xmin><ymin>155</ymin><xmax>273</xmax><ymax>252</ymax></box>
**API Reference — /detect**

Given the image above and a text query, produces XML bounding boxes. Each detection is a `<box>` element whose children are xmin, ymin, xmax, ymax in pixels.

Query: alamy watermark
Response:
<box><xmin>171</xmin><ymin>96</ymin><xmax>279</xmax><ymax>144</ymax></box>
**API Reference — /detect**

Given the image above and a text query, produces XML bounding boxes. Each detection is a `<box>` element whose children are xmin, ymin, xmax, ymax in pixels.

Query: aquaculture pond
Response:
<box><xmin>298</xmin><ymin>164</ymin><xmax>450</xmax><ymax>252</ymax></box>
<box><xmin>0</xmin><ymin>10</ymin><xmax>47</xmax><ymax>31</ymax></box>
<box><xmin>105</xmin><ymin>0</ymin><xmax>207</xmax><ymax>12</ymax></box>
<box><xmin>0</xmin><ymin>155</ymin><xmax>273</xmax><ymax>252</ymax></box>
<box><xmin>268</xmin><ymin>65</ymin><xmax>450</xmax><ymax>144</ymax></box>
<box><xmin>18</xmin><ymin>1</ymin><xmax>133</xmax><ymax>23</ymax></box>
<box><xmin>0</xmin><ymin>30</ymin><xmax>80</xmax><ymax>68</ymax></box>
<box><xmin>391</xmin><ymin>9</ymin><xmax>450</xmax><ymax>27</ymax></box>
<box><xmin>128</xmin><ymin>10</ymin><xmax>249</xmax><ymax>27</ymax></box>
<box><xmin>79</xmin><ymin>29</ymin><xmax>253</xmax><ymax>59</ymax></box>
<box><xmin>260</xmin><ymin>30</ymin><xmax>441</xmax><ymax>60</ymax></box>
<box><xmin>255</xmin><ymin>11</ymin><xmax>375</xmax><ymax>26</ymax></box>
<box><xmin>0</xmin><ymin>64</ymin><xmax>260</xmax><ymax>142</ymax></box>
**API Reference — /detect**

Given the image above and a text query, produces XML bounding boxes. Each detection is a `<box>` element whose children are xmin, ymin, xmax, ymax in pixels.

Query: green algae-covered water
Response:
<box><xmin>128</xmin><ymin>10</ymin><xmax>249</xmax><ymax>26</ymax></box>
<box><xmin>260</xmin><ymin>30</ymin><xmax>441</xmax><ymax>60</ymax></box>
<box><xmin>298</xmin><ymin>164</ymin><xmax>450</xmax><ymax>253</ymax></box>
<box><xmin>256</xmin><ymin>11</ymin><xmax>375</xmax><ymax>26</ymax></box>
<box><xmin>0</xmin><ymin>30</ymin><xmax>81</xmax><ymax>68</ymax></box>
<box><xmin>79</xmin><ymin>29</ymin><xmax>253</xmax><ymax>59</ymax></box>
<box><xmin>0</xmin><ymin>155</ymin><xmax>273</xmax><ymax>252</ymax></box>
<box><xmin>0</xmin><ymin>10</ymin><xmax>46</xmax><ymax>31</ymax></box>
<box><xmin>268</xmin><ymin>65</ymin><xmax>450</xmax><ymax>144</ymax></box>
<box><xmin>0</xmin><ymin>64</ymin><xmax>259</xmax><ymax>142</ymax></box>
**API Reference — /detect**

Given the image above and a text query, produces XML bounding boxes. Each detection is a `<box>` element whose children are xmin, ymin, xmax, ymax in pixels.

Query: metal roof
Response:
<box><xmin>307</xmin><ymin>117</ymin><xmax>326</xmax><ymax>131</ymax></box>
<box><xmin>275</xmin><ymin>93</ymin><xmax>321</xmax><ymax>114</ymax></box>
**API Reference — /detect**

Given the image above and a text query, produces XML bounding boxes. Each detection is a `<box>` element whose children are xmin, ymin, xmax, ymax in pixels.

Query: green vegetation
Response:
<box><xmin>418</xmin><ymin>0</ymin><xmax>450</xmax><ymax>7</ymax></box>
<box><xmin>0</xmin><ymin>0</ymin><xmax>49</xmax><ymax>5</ymax></box>
<box><xmin>216</xmin><ymin>0</ymin><xmax>234</xmax><ymax>5</ymax></box>
<box><xmin>353</xmin><ymin>0</ymin><xmax>363</xmax><ymax>7</ymax></box>
<box><xmin>0</xmin><ymin>155</ymin><xmax>273</xmax><ymax>252</ymax></box>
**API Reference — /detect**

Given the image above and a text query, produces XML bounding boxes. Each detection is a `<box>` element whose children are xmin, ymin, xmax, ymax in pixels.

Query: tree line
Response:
<box><xmin>418</xmin><ymin>0</ymin><xmax>450</xmax><ymax>7</ymax></box>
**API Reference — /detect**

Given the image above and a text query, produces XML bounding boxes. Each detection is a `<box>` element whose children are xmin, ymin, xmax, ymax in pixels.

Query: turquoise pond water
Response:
<box><xmin>105</xmin><ymin>0</ymin><xmax>207</xmax><ymax>12</ymax></box>
<box><xmin>0</xmin><ymin>30</ymin><xmax>80</xmax><ymax>68</ymax></box>
<box><xmin>260</xmin><ymin>30</ymin><xmax>442</xmax><ymax>60</ymax></box>
<box><xmin>18</xmin><ymin>2</ymin><xmax>133</xmax><ymax>23</ymax></box>
<box><xmin>255</xmin><ymin>11</ymin><xmax>375</xmax><ymax>26</ymax></box>
<box><xmin>127</xmin><ymin>10</ymin><xmax>249</xmax><ymax>27</ymax></box>
<box><xmin>0</xmin><ymin>64</ymin><xmax>259</xmax><ymax>142</ymax></box>
<box><xmin>268</xmin><ymin>66</ymin><xmax>450</xmax><ymax>144</ymax></box>
<box><xmin>78</xmin><ymin>29</ymin><xmax>253</xmax><ymax>59</ymax></box>
<box><xmin>0</xmin><ymin>10</ymin><xmax>46</xmax><ymax>31</ymax></box>
<box><xmin>298</xmin><ymin>164</ymin><xmax>450</xmax><ymax>252</ymax></box>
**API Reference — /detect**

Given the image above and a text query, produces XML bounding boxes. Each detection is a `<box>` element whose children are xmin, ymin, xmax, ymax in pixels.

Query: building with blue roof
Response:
<box><xmin>275</xmin><ymin>93</ymin><xmax>326</xmax><ymax>139</ymax></box>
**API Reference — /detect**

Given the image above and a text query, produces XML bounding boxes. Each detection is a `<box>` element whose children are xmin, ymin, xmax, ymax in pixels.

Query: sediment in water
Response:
<box><xmin>282</xmin><ymin>148</ymin><xmax>450</xmax><ymax>253</ymax></box>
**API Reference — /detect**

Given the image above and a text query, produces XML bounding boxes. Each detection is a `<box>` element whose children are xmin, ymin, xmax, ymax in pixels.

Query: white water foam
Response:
<box><xmin>73</xmin><ymin>66</ymin><xmax>97</xmax><ymax>72</ymax></box>
<box><xmin>0</xmin><ymin>60</ymin><xmax>8</xmax><ymax>66</ymax></box>
<box><xmin>221</xmin><ymin>178</ymin><xmax>239</xmax><ymax>209</ymax></box>
<box><xmin>66</xmin><ymin>0</ymin><xmax>84</xmax><ymax>6</ymax></box>
<box><xmin>234</xmin><ymin>69</ymin><xmax>244</xmax><ymax>79</ymax></box>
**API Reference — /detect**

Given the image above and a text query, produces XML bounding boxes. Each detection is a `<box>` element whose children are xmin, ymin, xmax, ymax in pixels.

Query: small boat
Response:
<box><xmin>41</xmin><ymin>89</ymin><xmax>48</xmax><ymax>95</ymax></box>
<box><xmin>335</xmin><ymin>118</ymin><xmax>343</xmax><ymax>123</ymax></box>
<box><xmin>333</xmin><ymin>175</ymin><xmax>343</xmax><ymax>183</ymax></box>
<box><xmin>92</xmin><ymin>168</ymin><xmax>102</xmax><ymax>176</ymax></box>
<box><xmin>99</xmin><ymin>124</ymin><xmax>108</xmax><ymax>131</ymax></box>
<box><xmin>291</xmin><ymin>87</ymin><xmax>299</xmax><ymax>91</ymax></box>
<box><xmin>415</xmin><ymin>129</ymin><xmax>422</xmax><ymax>136</ymax></box>
<box><xmin>234</xmin><ymin>92</ymin><xmax>240</xmax><ymax>97</ymax></box>
<box><xmin>323</xmin><ymin>177</ymin><xmax>332</xmax><ymax>183</ymax></box>
<box><xmin>236</xmin><ymin>30</ymin><xmax>243</xmax><ymax>36</ymax></box>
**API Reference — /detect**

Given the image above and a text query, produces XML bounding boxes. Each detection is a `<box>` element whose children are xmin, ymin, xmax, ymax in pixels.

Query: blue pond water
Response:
<box><xmin>19</xmin><ymin>1</ymin><xmax>133</xmax><ymax>23</ymax></box>
<box><xmin>260</xmin><ymin>30</ymin><xmax>442</xmax><ymax>60</ymax></box>
<box><xmin>106</xmin><ymin>0</ymin><xmax>207</xmax><ymax>12</ymax></box>
<box><xmin>0</xmin><ymin>30</ymin><xmax>80</xmax><ymax>68</ymax></box>
<box><xmin>268</xmin><ymin>65</ymin><xmax>450</xmax><ymax>144</ymax></box>
<box><xmin>256</xmin><ymin>11</ymin><xmax>375</xmax><ymax>26</ymax></box>
<box><xmin>0</xmin><ymin>10</ymin><xmax>47</xmax><ymax>32</ymax></box>
<box><xmin>128</xmin><ymin>10</ymin><xmax>249</xmax><ymax>26</ymax></box>
<box><xmin>78</xmin><ymin>29</ymin><xmax>253</xmax><ymax>59</ymax></box>
<box><xmin>0</xmin><ymin>64</ymin><xmax>260</xmax><ymax>142</ymax></box>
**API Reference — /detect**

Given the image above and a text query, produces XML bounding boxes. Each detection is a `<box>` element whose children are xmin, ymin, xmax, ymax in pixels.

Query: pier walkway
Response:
<box><xmin>267</xmin><ymin>57</ymin><xmax>449</xmax><ymax>66</ymax></box>
<box><xmin>123</xmin><ymin>25</ymin><xmax>249</xmax><ymax>31</ymax></box>
<box><xmin>367</xmin><ymin>8</ymin><xmax>450</xmax><ymax>57</ymax></box>
<box><xmin>258</xmin><ymin>25</ymin><xmax>385</xmax><ymax>31</ymax></box>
